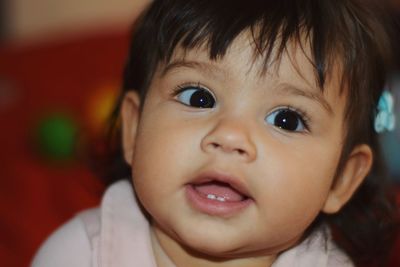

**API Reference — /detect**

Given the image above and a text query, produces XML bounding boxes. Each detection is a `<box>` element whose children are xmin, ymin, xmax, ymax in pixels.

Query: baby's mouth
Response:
<box><xmin>192</xmin><ymin>181</ymin><xmax>248</xmax><ymax>202</ymax></box>
<box><xmin>185</xmin><ymin>174</ymin><xmax>252</xmax><ymax>217</ymax></box>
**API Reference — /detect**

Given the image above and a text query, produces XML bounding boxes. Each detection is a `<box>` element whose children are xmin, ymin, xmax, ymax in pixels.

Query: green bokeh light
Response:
<box><xmin>35</xmin><ymin>113</ymin><xmax>78</xmax><ymax>160</ymax></box>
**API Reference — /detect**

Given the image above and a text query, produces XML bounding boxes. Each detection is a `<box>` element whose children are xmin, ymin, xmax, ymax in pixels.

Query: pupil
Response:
<box><xmin>275</xmin><ymin>110</ymin><xmax>299</xmax><ymax>131</ymax></box>
<box><xmin>190</xmin><ymin>90</ymin><xmax>214</xmax><ymax>108</ymax></box>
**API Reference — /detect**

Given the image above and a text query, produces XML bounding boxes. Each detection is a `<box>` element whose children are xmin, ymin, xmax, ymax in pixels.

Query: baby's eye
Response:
<box><xmin>265</xmin><ymin>108</ymin><xmax>308</xmax><ymax>132</ymax></box>
<box><xmin>176</xmin><ymin>87</ymin><xmax>216</xmax><ymax>108</ymax></box>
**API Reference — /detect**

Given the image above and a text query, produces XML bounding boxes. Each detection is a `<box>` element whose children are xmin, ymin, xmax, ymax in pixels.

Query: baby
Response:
<box><xmin>33</xmin><ymin>0</ymin><xmax>399</xmax><ymax>266</ymax></box>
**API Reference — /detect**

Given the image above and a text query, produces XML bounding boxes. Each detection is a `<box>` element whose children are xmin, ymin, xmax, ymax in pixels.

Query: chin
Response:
<box><xmin>176</xmin><ymin>228</ymin><xmax>251</xmax><ymax>258</ymax></box>
<box><xmin>175</xmin><ymin>223</ymin><xmax>301</xmax><ymax>260</ymax></box>
<box><xmin>184</xmin><ymin>242</ymin><xmax>243</xmax><ymax>259</ymax></box>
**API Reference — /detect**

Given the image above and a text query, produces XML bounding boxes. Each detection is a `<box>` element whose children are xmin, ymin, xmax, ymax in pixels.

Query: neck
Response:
<box><xmin>150</xmin><ymin>226</ymin><xmax>277</xmax><ymax>267</ymax></box>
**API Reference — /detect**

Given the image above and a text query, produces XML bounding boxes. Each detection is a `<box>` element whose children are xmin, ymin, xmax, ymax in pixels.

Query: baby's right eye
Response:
<box><xmin>176</xmin><ymin>87</ymin><xmax>216</xmax><ymax>108</ymax></box>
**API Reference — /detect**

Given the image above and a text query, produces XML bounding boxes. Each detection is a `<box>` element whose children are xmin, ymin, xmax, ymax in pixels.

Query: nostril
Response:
<box><xmin>237</xmin><ymin>148</ymin><xmax>246</xmax><ymax>155</ymax></box>
<box><xmin>201</xmin><ymin>133</ymin><xmax>256</xmax><ymax>162</ymax></box>
<box><xmin>210</xmin><ymin>142</ymin><xmax>246</xmax><ymax>155</ymax></box>
<box><xmin>211</xmin><ymin>143</ymin><xmax>220</xmax><ymax>149</ymax></box>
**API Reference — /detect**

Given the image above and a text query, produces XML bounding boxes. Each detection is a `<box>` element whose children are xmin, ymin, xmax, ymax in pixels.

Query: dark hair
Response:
<box><xmin>102</xmin><ymin>0</ymin><xmax>399</xmax><ymax>265</ymax></box>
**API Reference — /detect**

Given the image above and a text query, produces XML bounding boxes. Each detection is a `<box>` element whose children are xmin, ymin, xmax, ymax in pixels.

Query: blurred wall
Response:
<box><xmin>0</xmin><ymin>1</ymin><xmax>151</xmax><ymax>266</ymax></box>
<box><xmin>6</xmin><ymin>0</ymin><xmax>149</xmax><ymax>42</ymax></box>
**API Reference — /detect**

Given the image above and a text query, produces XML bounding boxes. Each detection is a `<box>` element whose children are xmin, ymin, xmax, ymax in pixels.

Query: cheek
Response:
<box><xmin>130</xmin><ymin>112</ymin><xmax>201</xmax><ymax>207</ymax></box>
<box><xmin>132</xmin><ymin>118</ymin><xmax>197</xmax><ymax>179</ymax></box>
<box><xmin>130</xmin><ymin>128</ymin><xmax>179</xmax><ymax>224</ymax></box>
<box><xmin>256</xmin><ymin>141</ymin><xmax>340</xmax><ymax>226</ymax></box>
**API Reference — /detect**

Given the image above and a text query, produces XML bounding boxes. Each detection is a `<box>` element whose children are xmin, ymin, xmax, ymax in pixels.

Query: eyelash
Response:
<box><xmin>270</xmin><ymin>105</ymin><xmax>311</xmax><ymax>132</ymax></box>
<box><xmin>171</xmin><ymin>83</ymin><xmax>311</xmax><ymax>132</ymax></box>
<box><xmin>171</xmin><ymin>82</ymin><xmax>206</xmax><ymax>96</ymax></box>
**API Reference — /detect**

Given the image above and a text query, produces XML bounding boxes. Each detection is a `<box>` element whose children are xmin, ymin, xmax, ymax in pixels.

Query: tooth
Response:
<box><xmin>207</xmin><ymin>194</ymin><xmax>217</xmax><ymax>200</ymax></box>
<box><xmin>216</xmin><ymin>197</ymin><xmax>226</xmax><ymax>202</ymax></box>
<box><xmin>206</xmin><ymin>194</ymin><xmax>227</xmax><ymax>202</ymax></box>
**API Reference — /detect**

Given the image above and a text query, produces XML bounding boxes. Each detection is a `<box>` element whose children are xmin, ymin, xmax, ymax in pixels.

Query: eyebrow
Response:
<box><xmin>277</xmin><ymin>83</ymin><xmax>334</xmax><ymax>116</ymax></box>
<box><xmin>161</xmin><ymin>60</ymin><xmax>228</xmax><ymax>81</ymax></box>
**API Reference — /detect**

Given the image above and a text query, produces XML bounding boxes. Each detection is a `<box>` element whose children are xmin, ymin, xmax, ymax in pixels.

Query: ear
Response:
<box><xmin>121</xmin><ymin>91</ymin><xmax>141</xmax><ymax>166</ymax></box>
<box><xmin>322</xmin><ymin>144</ymin><xmax>373</xmax><ymax>214</ymax></box>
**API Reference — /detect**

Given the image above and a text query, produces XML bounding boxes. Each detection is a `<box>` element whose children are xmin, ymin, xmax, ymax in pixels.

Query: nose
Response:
<box><xmin>201</xmin><ymin>117</ymin><xmax>257</xmax><ymax>162</ymax></box>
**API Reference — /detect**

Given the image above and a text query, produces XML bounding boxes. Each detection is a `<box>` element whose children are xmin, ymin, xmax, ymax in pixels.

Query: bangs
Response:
<box><xmin>152</xmin><ymin>0</ymin><xmax>348</xmax><ymax>89</ymax></box>
<box><xmin>126</xmin><ymin>0</ymin><xmax>391</xmax><ymax>114</ymax></box>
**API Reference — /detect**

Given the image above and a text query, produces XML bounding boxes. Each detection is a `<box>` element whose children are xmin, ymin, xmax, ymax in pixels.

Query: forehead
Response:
<box><xmin>160</xmin><ymin>32</ymin><xmax>345</xmax><ymax>108</ymax></box>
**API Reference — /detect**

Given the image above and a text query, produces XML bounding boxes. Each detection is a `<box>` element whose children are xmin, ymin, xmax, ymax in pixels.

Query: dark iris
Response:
<box><xmin>190</xmin><ymin>89</ymin><xmax>215</xmax><ymax>108</ymax></box>
<box><xmin>274</xmin><ymin>110</ymin><xmax>299</xmax><ymax>131</ymax></box>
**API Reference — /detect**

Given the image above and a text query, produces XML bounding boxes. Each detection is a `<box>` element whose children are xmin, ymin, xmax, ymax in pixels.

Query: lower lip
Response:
<box><xmin>185</xmin><ymin>184</ymin><xmax>253</xmax><ymax>217</ymax></box>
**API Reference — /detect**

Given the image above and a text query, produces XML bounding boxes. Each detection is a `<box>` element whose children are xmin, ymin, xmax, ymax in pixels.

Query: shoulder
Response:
<box><xmin>31</xmin><ymin>208</ymin><xmax>100</xmax><ymax>267</ymax></box>
<box><xmin>31</xmin><ymin>180</ymin><xmax>140</xmax><ymax>267</ymax></box>
<box><xmin>325</xmin><ymin>240</ymin><xmax>354</xmax><ymax>267</ymax></box>
<box><xmin>273</xmin><ymin>226</ymin><xmax>354</xmax><ymax>267</ymax></box>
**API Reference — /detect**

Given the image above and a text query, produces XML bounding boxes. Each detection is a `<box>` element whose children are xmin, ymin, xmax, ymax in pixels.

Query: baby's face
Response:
<box><xmin>123</xmin><ymin>34</ymin><xmax>348</xmax><ymax>258</ymax></box>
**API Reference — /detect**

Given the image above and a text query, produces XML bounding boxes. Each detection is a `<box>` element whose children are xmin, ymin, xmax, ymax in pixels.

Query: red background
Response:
<box><xmin>0</xmin><ymin>30</ymin><xmax>128</xmax><ymax>266</ymax></box>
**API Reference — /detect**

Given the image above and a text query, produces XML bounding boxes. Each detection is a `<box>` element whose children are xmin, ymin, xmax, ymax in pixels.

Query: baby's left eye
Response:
<box><xmin>265</xmin><ymin>108</ymin><xmax>308</xmax><ymax>132</ymax></box>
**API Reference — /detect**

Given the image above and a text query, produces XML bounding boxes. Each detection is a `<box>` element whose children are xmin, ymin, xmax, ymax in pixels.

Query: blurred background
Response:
<box><xmin>0</xmin><ymin>0</ymin><xmax>150</xmax><ymax>266</ymax></box>
<box><xmin>0</xmin><ymin>0</ymin><xmax>399</xmax><ymax>266</ymax></box>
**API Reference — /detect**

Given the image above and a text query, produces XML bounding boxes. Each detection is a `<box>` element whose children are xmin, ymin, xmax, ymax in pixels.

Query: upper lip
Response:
<box><xmin>188</xmin><ymin>170</ymin><xmax>252</xmax><ymax>199</ymax></box>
